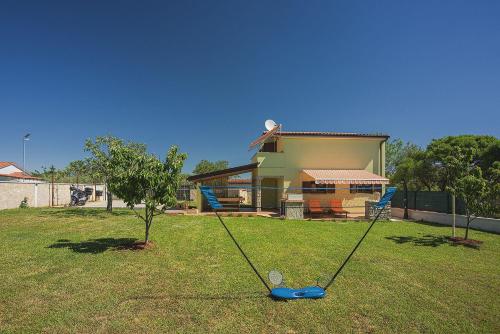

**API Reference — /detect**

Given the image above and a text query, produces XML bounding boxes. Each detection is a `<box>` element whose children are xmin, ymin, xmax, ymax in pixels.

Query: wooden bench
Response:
<box><xmin>217</xmin><ymin>197</ymin><xmax>243</xmax><ymax>211</ymax></box>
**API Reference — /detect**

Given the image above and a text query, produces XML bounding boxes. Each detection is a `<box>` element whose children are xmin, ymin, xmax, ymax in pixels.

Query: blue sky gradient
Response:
<box><xmin>1</xmin><ymin>0</ymin><xmax>499</xmax><ymax>172</ymax></box>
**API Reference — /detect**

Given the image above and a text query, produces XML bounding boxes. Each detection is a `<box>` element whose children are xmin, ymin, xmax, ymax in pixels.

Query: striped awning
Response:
<box><xmin>302</xmin><ymin>169</ymin><xmax>389</xmax><ymax>185</ymax></box>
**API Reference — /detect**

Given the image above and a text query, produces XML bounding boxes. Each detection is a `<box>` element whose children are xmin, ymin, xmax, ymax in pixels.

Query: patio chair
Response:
<box><xmin>308</xmin><ymin>199</ymin><xmax>324</xmax><ymax>215</ymax></box>
<box><xmin>329</xmin><ymin>199</ymin><xmax>349</xmax><ymax>218</ymax></box>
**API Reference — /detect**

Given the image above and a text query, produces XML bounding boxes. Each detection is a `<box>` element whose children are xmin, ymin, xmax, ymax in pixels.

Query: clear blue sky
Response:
<box><xmin>1</xmin><ymin>0</ymin><xmax>499</xmax><ymax>173</ymax></box>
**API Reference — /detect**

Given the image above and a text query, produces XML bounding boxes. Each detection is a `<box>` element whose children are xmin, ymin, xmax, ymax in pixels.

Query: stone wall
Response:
<box><xmin>0</xmin><ymin>182</ymin><xmax>105</xmax><ymax>210</ymax></box>
<box><xmin>365</xmin><ymin>200</ymin><xmax>392</xmax><ymax>220</ymax></box>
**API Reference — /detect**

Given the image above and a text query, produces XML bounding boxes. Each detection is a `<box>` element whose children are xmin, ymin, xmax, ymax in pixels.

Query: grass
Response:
<box><xmin>0</xmin><ymin>208</ymin><xmax>499</xmax><ymax>333</ymax></box>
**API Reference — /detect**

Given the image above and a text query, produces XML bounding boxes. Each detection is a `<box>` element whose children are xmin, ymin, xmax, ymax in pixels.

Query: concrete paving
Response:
<box><xmin>85</xmin><ymin>199</ymin><xmax>144</xmax><ymax>208</ymax></box>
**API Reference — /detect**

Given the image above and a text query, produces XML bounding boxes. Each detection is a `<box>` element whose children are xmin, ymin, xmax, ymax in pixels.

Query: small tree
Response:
<box><xmin>108</xmin><ymin>143</ymin><xmax>187</xmax><ymax>244</ymax></box>
<box><xmin>446</xmin><ymin>148</ymin><xmax>495</xmax><ymax>240</ymax></box>
<box><xmin>84</xmin><ymin>136</ymin><xmax>143</xmax><ymax>212</ymax></box>
<box><xmin>452</xmin><ymin>174</ymin><xmax>491</xmax><ymax>240</ymax></box>
<box><xmin>391</xmin><ymin>146</ymin><xmax>423</xmax><ymax>219</ymax></box>
<box><xmin>391</xmin><ymin>155</ymin><xmax>417</xmax><ymax>219</ymax></box>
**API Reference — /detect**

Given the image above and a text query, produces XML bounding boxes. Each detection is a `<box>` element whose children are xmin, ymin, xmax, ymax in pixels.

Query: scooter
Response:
<box><xmin>70</xmin><ymin>185</ymin><xmax>88</xmax><ymax>206</ymax></box>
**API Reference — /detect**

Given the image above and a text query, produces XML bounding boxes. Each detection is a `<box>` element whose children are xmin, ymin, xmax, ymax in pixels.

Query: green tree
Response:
<box><xmin>192</xmin><ymin>160</ymin><xmax>229</xmax><ymax>175</ymax></box>
<box><xmin>446</xmin><ymin>148</ymin><xmax>495</xmax><ymax>239</ymax></box>
<box><xmin>386</xmin><ymin>139</ymin><xmax>420</xmax><ymax>177</ymax></box>
<box><xmin>427</xmin><ymin>135</ymin><xmax>498</xmax><ymax>191</ymax></box>
<box><xmin>84</xmin><ymin>157</ymin><xmax>103</xmax><ymax>200</ymax></box>
<box><xmin>84</xmin><ymin>136</ymin><xmax>137</xmax><ymax>212</ymax></box>
<box><xmin>107</xmin><ymin>143</ymin><xmax>187</xmax><ymax>244</ymax></box>
<box><xmin>66</xmin><ymin>160</ymin><xmax>87</xmax><ymax>185</ymax></box>
<box><xmin>479</xmin><ymin>140</ymin><xmax>500</xmax><ymax>180</ymax></box>
<box><xmin>391</xmin><ymin>153</ymin><xmax>418</xmax><ymax>219</ymax></box>
<box><xmin>412</xmin><ymin>150</ymin><xmax>438</xmax><ymax>191</ymax></box>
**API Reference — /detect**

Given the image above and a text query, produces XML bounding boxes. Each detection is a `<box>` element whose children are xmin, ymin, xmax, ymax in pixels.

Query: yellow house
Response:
<box><xmin>189</xmin><ymin>130</ymin><xmax>389</xmax><ymax>217</ymax></box>
<box><xmin>252</xmin><ymin>131</ymin><xmax>389</xmax><ymax>216</ymax></box>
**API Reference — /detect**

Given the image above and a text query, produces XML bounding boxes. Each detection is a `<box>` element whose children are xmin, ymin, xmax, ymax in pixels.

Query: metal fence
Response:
<box><xmin>391</xmin><ymin>191</ymin><xmax>467</xmax><ymax>215</ymax></box>
<box><xmin>176</xmin><ymin>186</ymin><xmax>194</xmax><ymax>202</ymax></box>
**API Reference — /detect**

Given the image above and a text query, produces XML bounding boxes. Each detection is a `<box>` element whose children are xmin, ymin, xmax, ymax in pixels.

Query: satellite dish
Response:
<box><xmin>265</xmin><ymin>119</ymin><xmax>277</xmax><ymax>131</ymax></box>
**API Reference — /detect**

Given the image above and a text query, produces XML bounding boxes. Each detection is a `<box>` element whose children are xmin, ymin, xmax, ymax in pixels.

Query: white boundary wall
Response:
<box><xmin>0</xmin><ymin>182</ymin><xmax>105</xmax><ymax>210</ymax></box>
<box><xmin>392</xmin><ymin>208</ymin><xmax>500</xmax><ymax>234</ymax></box>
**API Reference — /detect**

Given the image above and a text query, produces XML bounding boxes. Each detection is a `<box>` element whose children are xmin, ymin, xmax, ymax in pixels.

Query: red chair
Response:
<box><xmin>308</xmin><ymin>199</ymin><xmax>324</xmax><ymax>215</ymax></box>
<box><xmin>329</xmin><ymin>199</ymin><xmax>349</xmax><ymax>218</ymax></box>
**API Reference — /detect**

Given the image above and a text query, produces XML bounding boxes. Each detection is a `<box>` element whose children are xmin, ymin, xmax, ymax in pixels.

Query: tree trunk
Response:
<box><xmin>145</xmin><ymin>222</ymin><xmax>150</xmax><ymax>244</ymax></box>
<box><xmin>403</xmin><ymin>181</ymin><xmax>409</xmax><ymax>219</ymax></box>
<box><xmin>144</xmin><ymin>206</ymin><xmax>152</xmax><ymax>244</ymax></box>
<box><xmin>106</xmin><ymin>191</ymin><xmax>113</xmax><ymax>212</ymax></box>
<box><xmin>465</xmin><ymin>216</ymin><xmax>471</xmax><ymax>240</ymax></box>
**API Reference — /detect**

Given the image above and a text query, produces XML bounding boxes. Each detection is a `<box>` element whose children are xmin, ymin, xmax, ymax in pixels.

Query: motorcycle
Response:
<box><xmin>70</xmin><ymin>185</ymin><xmax>88</xmax><ymax>206</ymax></box>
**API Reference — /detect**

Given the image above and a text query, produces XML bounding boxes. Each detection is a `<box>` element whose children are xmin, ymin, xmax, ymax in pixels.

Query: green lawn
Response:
<box><xmin>0</xmin><ymin>208</ymin><xmax>499</xmax><ymax>333</ymax></box>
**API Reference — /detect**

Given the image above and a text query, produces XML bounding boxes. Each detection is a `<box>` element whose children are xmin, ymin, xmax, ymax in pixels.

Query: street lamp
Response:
<box><xmin>22</xmin><ymin>133</ymin><xmax>30</xmax><ymax>171</ymax></box>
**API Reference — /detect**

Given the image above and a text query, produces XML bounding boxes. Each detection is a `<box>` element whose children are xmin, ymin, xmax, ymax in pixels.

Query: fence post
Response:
<box><xmin>34</xmin><ymin>183</ymin><xmax>38</xmax><ymax>207</ymax></box>
<box><xmin>452</xmin><ymin>194</ymin><xmax>456</xmax><ymax>238</ymax></box>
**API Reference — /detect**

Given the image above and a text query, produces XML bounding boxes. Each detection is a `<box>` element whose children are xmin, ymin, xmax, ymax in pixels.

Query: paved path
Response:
<box><xmin>85</xmin><ymin>199</ymin><xmax>144</xmax><ymax>208</ymax></box>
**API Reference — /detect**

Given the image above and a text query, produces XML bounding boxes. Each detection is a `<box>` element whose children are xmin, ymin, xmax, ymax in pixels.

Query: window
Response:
<box><xmin>260</xmin><ymin>141</ymin><xmax>277</xmax><ymax>152</ymax></box>
<box><xmin>302</xmin><ymin>181</ymin><xmax>335</xmax><ymax>193</ymax></box>
<box><xmin>350</xmin><ymin>184</ymin><xmax>382</xmax><ymax>194</ymax></box>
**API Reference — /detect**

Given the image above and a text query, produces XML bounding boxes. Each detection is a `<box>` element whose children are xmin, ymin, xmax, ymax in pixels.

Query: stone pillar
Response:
<box><xmin>365</xmin><ymin>200</ymin><xmax>391</xmax><ymax>220</ymax></box>
<box><xmin>255</xmin><ymin>177</ymin><xmax>262</xmax><ymax>212</ymax></box>
<box><xmin>281</xmin><ymin>199</ymin><xmax>304</xmax><ymax>219</ymax></box>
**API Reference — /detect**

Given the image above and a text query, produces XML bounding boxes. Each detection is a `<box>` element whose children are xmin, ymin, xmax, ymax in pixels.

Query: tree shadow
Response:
<box><xmin>40</xmin><ymin>208</ymin><xmax>131</xmax><ymax>218</ymax></box>
<box><xmin>385</xmin><ymin>234</ymin><xmax>450</xmax><ymax>247</ymax></box>
<box><xmin>48</xmin><ymin>238</ymin><xmax>139</xmax><ymax>253</ymax></box>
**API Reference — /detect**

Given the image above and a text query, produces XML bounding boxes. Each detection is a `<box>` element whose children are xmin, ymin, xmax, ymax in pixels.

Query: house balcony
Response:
<box><xmin>251</xmin><ymin>152</ymin><xmax>285</xmax><ymax>168</ymax></box>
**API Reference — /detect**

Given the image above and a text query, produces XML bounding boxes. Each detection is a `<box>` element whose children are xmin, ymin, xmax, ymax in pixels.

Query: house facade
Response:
<box><xmin>251</xmin><ymin>132</ymin><xmax>389</xmax><ymax>215</ymax></box>
<box><xmin>188</xmin><ymin>130</ymin><xmax>389</xmax><ymax>216</ymax></box>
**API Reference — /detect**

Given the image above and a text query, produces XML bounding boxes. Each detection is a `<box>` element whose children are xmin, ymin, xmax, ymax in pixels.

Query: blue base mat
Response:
<box><xmin>271</xmin><ymin>286</ymin><xmax>326</xmax><ymax>300</ymax></box>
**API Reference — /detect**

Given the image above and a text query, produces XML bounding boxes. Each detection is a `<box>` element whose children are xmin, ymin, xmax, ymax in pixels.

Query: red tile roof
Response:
<box><xmin>302</xmin><ymin>169</ymin><xmax>389</xmax><ymax>184</ymax></box>
<box><xmin>262</xmin><ymin>131</ymin><xmax>389</xmax><ymax>139</ymax></box>
<box><xmin>0</xmin><ymin>161</ymin><xmax>40</xmax><ymax>179</ymax></box>
<box><xmin>0</xmin><ymin>161</ymin><xmax>17</xmax><ymax>169</ymax></box>
<box><xmin>0</xmin><ymin>172</ymin><xmax>40</xmax><ymax>180</ymax></box>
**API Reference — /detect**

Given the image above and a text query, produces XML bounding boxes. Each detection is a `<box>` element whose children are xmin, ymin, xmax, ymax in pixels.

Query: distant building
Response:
<box><xmin>0</xmin><ymin>162</ymin><xmax>44</xmax><ymax>183</ymax></box>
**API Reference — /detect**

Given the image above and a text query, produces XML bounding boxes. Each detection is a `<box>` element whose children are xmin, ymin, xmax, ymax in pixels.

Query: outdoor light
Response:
<box><xmin>22</xmin><ymin>133</ymin><xmax>31</xmax><ymax>171</ymax></box>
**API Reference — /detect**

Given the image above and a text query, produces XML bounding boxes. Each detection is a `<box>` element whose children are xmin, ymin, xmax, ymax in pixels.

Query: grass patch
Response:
<box><xmin>0</xmin><ymin>208</ymin><xmax>499</xmax><ymax>333</ymax></box>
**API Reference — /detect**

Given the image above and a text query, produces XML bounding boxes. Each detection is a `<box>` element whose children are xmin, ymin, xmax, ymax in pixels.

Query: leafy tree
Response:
<box><xmin>84</xmin><ymin>157</ymin><xmax>104</xmax><ymax>200</ymax></box>
<box><xmin>446</xmin><ymin>148</ymin><xmax>495</xmax><ymax>239</ymax></box>
<box><xmin>66</xmin><ymin>160</ymin><xmax>87</xmax><ymax>185</ymax></box>
<box><xmin>193</xmin><ymin>160</ymin><xmax>229</xmax><ymax>175</ymax></box>
<box><xmin>487</xmin><ymin>161</ymin><xmax>500</xmax><ymax>217</ymax></box>
<box><xmin>84</xmin><ymin>136</ymin><xmax>135</xmax><ymax>212</ymax></box>
<box><xmin>107</xmin><ymin>143</ymin><xmax>187</xmax><ymax>244</ymax></box>
<box><xmin>411</xmin><ymin>150</ymin><xmax>438</xmax><ymax>191</ymax></box>
<box><xmin>427</xmin><ymin>135</ymin><xmax>498</xmax><ymax>191</ymax></box>
<box><xmin>479</xmin><ymin>140</ymin><xmax>500</xmax><ymax>180</ymax></box>
<box><xmin>391</xmin><ymin>152</ymin><xmax>418</xmax><ymax>219</ymax></box>
<box><xmin>386</xmin><ymin>139</ymin><xmax>420</xmax><ymax>177</ymax></box>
